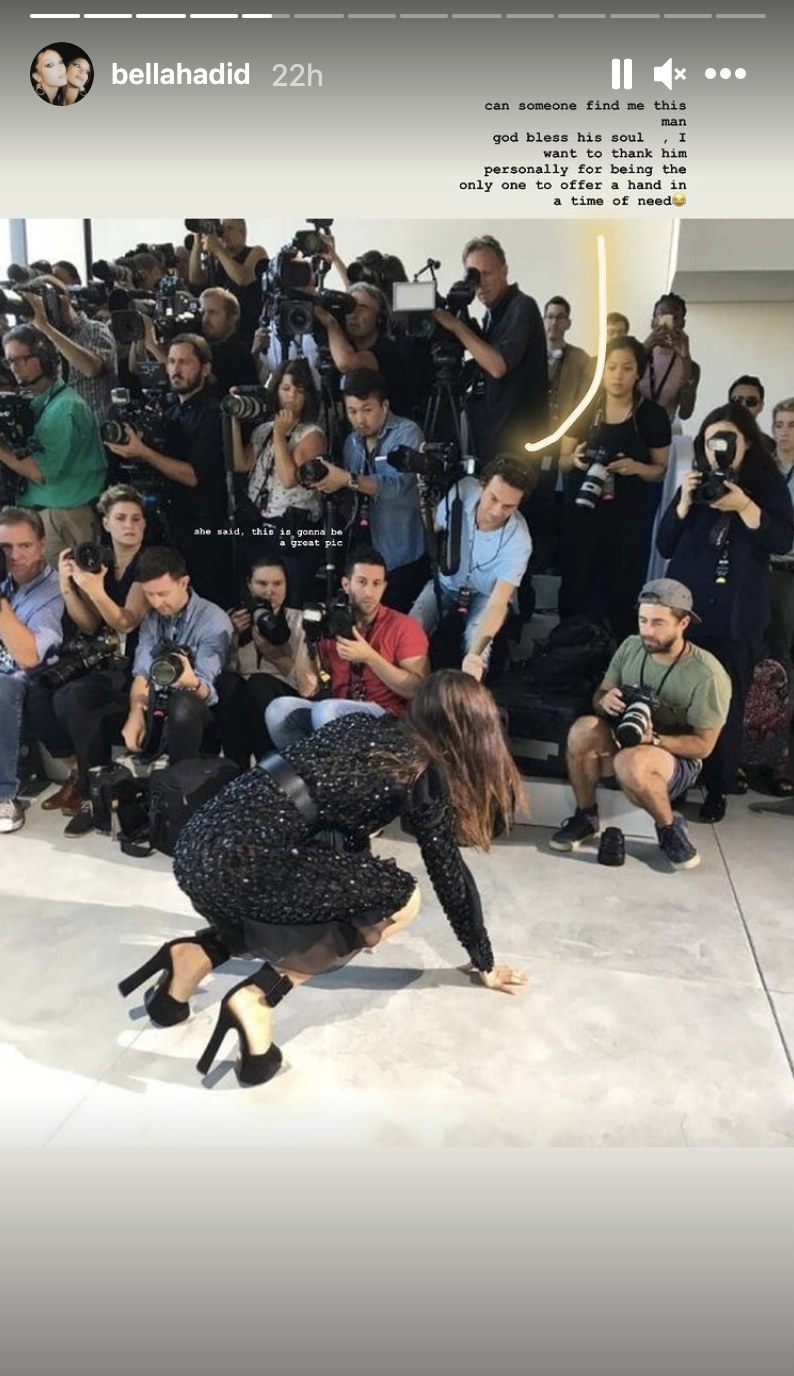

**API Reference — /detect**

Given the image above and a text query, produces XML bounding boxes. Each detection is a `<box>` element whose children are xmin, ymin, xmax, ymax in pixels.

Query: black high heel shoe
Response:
<box><xmin>196</xmin><ymin>963</ymin><xmax>293</xmax><ymax>1086</ymax></box>
<box><xmin>118</xmin><ymin>929</ymin><xmax>230</xmax><ymax>1027</ymax></box>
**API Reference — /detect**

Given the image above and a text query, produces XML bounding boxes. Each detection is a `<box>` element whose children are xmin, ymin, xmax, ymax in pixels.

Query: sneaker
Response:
<box><xmin>0</xmin><ymin>798</ymin><xmax>25</xmax><ymax>834</ymax></box>
<box><xmin>656</xmin><ymin>813</ymin><xmax>700</xmax><ymax>870</ymax></box>
<box><xmin>549</xmin><ymin>808</ymin><xmax>600</xmax><ymax>851</ymax></box>
<box><xmin>64</xmin><ymin>802</ymin><xmax>94</xmax><ymax>838</ymax></box>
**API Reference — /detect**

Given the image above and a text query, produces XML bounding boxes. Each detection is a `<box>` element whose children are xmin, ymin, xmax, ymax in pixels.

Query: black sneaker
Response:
<box><xmin>64</xmin><ymin>802</ymin><xmax>94</xmax><ymax>838</ymax></box>
<box><xmin>549</xmin><ymin>808</ymin><xmax>600</xmax><ymax>851</ymax></box>
<box><xmin>655</xmin><ymin>813</ymin><xmax>700</xmax><ymax>870</ymax></box>
<box><xmin>597</xmin><ymin>826</ymin><xmax>625</xmax><ymax>867</ymax></box>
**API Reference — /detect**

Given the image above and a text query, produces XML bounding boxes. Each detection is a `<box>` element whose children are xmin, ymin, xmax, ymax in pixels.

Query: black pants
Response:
<box><xmin>24</xmin><ymin>669</ymin><xmax>130</xmax><ymax>792</ymax></box>
<box><xmin>689</xmin><ymin>633</ymin><xmax>760</xmax><ymax>795</ymax></box>
<box><xmin>382</xmin><ymin>554</ymin><xmax>431</xmax><ymax>615</ymax></box>
<box><xmin>158</xmin><ymin>689</ymin><xmax>214</xmax><ymax>764</ymax></box>
<box><xmin>214</xmin><ymin>670</ymin><xmax>294</xmax><ymax>770</ymax></box>
<box><xmin>559</xmin><ymin>501</ymin><xmax>647</xmax><ymax>644</ymax></box>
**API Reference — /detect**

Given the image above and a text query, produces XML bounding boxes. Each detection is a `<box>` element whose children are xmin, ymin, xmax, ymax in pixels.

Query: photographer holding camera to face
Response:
<box><xmin>656</xmin><ymin>403</ymin><xmax>794</xmax><ymax>821</ymax></box>
<box><xmin>214</xmin><ymin>556</ymin><xmax>316</xmax><ymax>770</ymax></box>
<box><xmin>18</xmin><ymin>275</ymin><xmax>118</xmax><ymax>424</ymax></box>
<box><xmin>0</xmin><ymin>326</ymin><xmax>107</xmax><ymax>566</ymax></box>
<box><xmin>265</xmin><ymin>546</ymin><xmax>429</xmax><ymax>751</ymax></box>
<box><xmin>550</xmin><ymin>580</ymin><xmax>732</xmax><ymax>871</ymax></box>
<box><xmin>25</xmin><ymin>485</ymin><xmax>149</xmax><ymax>834</ymax></box>
<box><xmin>187</xmin><ymin>219</ymin><xmax>268</xmax><ymax>348</ymax></box>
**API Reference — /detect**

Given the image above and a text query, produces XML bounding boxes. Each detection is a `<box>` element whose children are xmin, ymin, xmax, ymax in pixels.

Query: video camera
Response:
<box><xmin>108</xmin><ymin>275</ymin><xmax>201</xmax><ymax>348</ymax></box>
<box><xmin>0</xmin><ymin>392</ymin><xmax>38</xmax><ymax>504</ymax></box>
<box><xmin>100</xmin><ymin>364</ymin><xmax>171</xmax><ymax>453</ymax></box>
<box><xmin>259</xmin><ymin>219</ymin><xmax>342</xmax><ymax>346</ymax></box>
<box><xmin>693</xmin><ymin>430</ymin><xmax>739</xmax><ymax>505</ymax></box>
<box><xmin>392</xmin><ymin>263</ymin><xmax>481</xmax><ymax>383</ymax></box>
<box><xmin>301</xmin><ymin>590</ymin><xmax>355</xmax><ymax>644</ymax></box>
<box><xmin>0</xmin><ymin>279</ymin><xmax>66</xmax><ymax>331</ymax></box>
<box><xmin>388</xmin><ymin>441</ymin><xmax>475</xmax><ymax>492</ymax></box>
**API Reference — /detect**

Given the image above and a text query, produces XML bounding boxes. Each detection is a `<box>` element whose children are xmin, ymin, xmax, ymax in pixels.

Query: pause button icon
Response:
<box><xmin>612</xmin><ymin>58</ymin><xmax>633</xmax><ymax>91</ymax></box>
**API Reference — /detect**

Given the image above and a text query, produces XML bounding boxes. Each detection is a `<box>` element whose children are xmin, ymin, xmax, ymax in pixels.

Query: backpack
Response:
<box><xmin>742</xmin><ymin>659</ymin><xmax>791</xmax><ymax>770</ymax></box>
<box><xmin>518</xmin><ymin>617</ymin><xmax>615</xmax><ymax>695</ymax></box>
<box><xmin>143</xmin><ymin>757</ymin><xmax>240</xmax><ymax>857</ymax></box>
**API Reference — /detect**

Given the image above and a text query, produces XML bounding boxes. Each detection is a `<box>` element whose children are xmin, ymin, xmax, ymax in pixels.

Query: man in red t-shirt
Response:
<box><xmin>265</xmin><ymin>546</ymin><xmax>429</xmax><ymax>750</ymax></box>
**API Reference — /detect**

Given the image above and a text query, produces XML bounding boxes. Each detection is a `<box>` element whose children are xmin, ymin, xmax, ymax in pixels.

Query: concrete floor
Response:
<box><xmin>3</xmin><ymin>779</ymin><xmax>794</xmax><ymax>1148</ymax></box>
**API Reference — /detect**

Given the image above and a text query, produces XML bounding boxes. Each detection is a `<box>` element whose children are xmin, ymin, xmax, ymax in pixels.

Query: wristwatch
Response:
<box><xmin>651</xmin><ymin>732</ymin><xmax>662</xmax><ymax>748</ymax></box>
<box><xmin>347</xmin><ymin>473</ymin><xmax>360</xmax><ymax>492</ymax></box>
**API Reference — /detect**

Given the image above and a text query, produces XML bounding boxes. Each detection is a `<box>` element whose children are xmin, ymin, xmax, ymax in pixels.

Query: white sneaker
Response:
<box><xmin>0</xmin><ymin>798</ymin><xmax>24</xmax><ymax>833</ymax></box>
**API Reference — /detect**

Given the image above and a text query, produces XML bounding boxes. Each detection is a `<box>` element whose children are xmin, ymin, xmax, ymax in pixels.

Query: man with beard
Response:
<box><xmin>264</xmin><ymin>546</ymin><xmax>429</xmax><ymax>749</ymax></box>
<box><xmin>550</xmin><ymin>580</ymin><xmax>731</xmax><ymax>871</ymax></box>
<box><xmin>104</xmin><ymin>334</ymin><xmax>234</xmax><ymax>607</ymax></box>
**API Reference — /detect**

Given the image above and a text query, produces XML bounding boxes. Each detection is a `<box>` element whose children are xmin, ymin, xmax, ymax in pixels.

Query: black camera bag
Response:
<box><xmin>518</xmin><ymin>617</ymin><xmax>614</xmax><ymax>695</ymax></box>
<box><xmin>490</xmin><ymin>678</ymin><xmax>593</xmax><ymax>779</ymax></box>
<box><xmin>145</xmin><ymin>757</ymin><xmax>240</xmax><ymax>857</ymax></box>
<box><xmin>88</xmin><ymin>762</ymin><xmax>151</xmax><ymax>838</ymax></box>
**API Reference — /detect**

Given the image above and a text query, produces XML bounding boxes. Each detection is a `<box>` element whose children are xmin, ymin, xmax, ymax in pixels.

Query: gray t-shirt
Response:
<box><xmin>603</xmin><ymin>636</ymin><xmax>732</xmax><ymax>734</ymax></box>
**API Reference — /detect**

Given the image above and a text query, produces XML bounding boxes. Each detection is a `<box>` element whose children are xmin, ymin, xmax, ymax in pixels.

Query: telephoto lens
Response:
<box><xmin>149</xmin><ymin>649</ymin><xmax>187</xmax><ymax>689</ymax></box>
<box><xmin>72</xmin><ymin>542</ymin><xmax>111</xmax><ymax>574</ymax></box>
<box><xmin>252</xmin><ymin>599</ymin><xmax>291</xmax><ymax>646</ymax></box>
<box><xmin>221</xmin><ymin>388</ymin><xmax>273</xmax><ymax>422</ymax></box>
<box><xmin>597</xmin><ymin>827</ymin><xmax>626</xmax><ymax>867</ymax></box>
<box><xmin>615</xmin><ymin>700</ymin><xmax>654</xmax><ymax>749</ymax></box>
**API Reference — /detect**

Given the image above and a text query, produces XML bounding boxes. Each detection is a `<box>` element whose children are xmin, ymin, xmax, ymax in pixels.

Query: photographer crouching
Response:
<box><xmin>409</xmin><ymin>455</ymin><xmax>533</xmax><ymax>682</ymax></box>
<box><xmin>656</xmin><ymin>404</ymin><xmax>794</xmax><ymax>821</ymax></box>
<box><xmin>25</xmin><ymin>485</ymin><xmax>149</xmax><ymax>835</ymax></box>
<box><xmin>550</xmin><ymin>580</ymin><xmax>731</xmax><ymax>871</ymax></box>
<box><xmin>265</xmin><ymin>546</ymin><xmax>429</xmax><ymax>750</ymax></box>
<box><xmin>214</xmin><ymin>556</ymin><xmax>316</xmax><ymax>770</ymax></box>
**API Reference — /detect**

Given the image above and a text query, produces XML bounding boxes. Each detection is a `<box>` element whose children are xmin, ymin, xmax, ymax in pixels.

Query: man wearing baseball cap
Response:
<box><xmin>550</xmin><ymin>578</ymin><xmax>732</xmax><ymax>870</ymax></box>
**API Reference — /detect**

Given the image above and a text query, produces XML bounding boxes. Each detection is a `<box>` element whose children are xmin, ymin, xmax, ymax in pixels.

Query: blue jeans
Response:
<box><xmin>265</xmin><ymin>695</ymin><xmax>388</xmax><ymax>752</ymax></box>
<box><xmin>410</xmin><ymin>581</ymin><xmax>492</xmax><ymax>657</ymax></box>
<box><xmin>0</xmin><ymin>676</ymin><xmax>28</xmax><ymax>802</ymax></box>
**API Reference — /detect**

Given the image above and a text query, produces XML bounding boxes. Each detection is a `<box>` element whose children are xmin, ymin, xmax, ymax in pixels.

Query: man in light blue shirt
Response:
<box><xmin>0</xmin><ymin>506</ymin><xmax>64</xmax><ymax>833</ymax></box>
<box><xmin>410</xmin><ymin>456</ymin><xmax>533</xmax><ymax>681</ymax></box>
<box><xmin>310</xmin><ymin>369</ymin><xmax>430</xmax><ymax>612</ymax></box>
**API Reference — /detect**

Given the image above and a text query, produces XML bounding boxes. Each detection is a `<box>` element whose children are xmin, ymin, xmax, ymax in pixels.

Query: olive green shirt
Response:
<box><xmin>603</xmin><ymin>636</ymin><xmax>732</xmax><ymax>734</ymax></box>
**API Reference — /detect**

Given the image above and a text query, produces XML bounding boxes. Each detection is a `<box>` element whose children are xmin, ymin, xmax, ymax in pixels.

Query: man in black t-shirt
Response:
<box><xmin>103</xmin><ymin>334</ymin><xmax>235</xmax><ymax>607</ymax></box>
<box><xmin>433</xmin><ymin>234</ymin><xmax>548</xmax><ymax>467</ymax></box>
<box><xmin>188</xmin><ymin>219</ymin><xmax>268</xmax><ymax>348</ymax></box>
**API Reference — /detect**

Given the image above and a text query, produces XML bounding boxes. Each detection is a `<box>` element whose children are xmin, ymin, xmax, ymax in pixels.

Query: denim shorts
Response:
<box><xmin>668</xmin><ymin>756</ymin><xmax>702</xmax><ymax>800</ymax></box>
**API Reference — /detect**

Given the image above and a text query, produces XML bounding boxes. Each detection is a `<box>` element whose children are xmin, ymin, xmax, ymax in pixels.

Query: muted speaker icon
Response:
<box><xmin>654</xmin><ymin>58</ymin><xmax>673</xmax><ymax>90</ymax></box>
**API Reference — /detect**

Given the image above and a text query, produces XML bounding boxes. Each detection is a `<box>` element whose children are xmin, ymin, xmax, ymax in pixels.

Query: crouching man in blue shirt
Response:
<box><xmin>410</xmin><ymin>456</ymin><xmax>533</xmax><ymax>682</ymax></box>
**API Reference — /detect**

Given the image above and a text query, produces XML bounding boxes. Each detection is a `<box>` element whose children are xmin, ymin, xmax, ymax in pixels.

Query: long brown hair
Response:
<box><xmin>399</xmin><ymin>670</ymin><xmax>524</xmax><ymax>851</ymax></box>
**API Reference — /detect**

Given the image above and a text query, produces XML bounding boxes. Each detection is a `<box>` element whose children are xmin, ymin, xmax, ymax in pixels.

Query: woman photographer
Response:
<box><xmin>214</xmin><ymin>556</ymin><xmax>317</xmax><ymax>770</ymax></box>
<box><xmin>117</xmin><ymin>670</ymin><xmax>527</xmax><ymax>1089</ymax></box>
<box><xmin>231</xmin><ymin>358</ymin><xmax>327</xmax><ymax>605</ymax></box>
<box><xmin>656</xmin><ymin>403</ymin><xmax>794</xmax><ymax>820</ymax></box>
<box><xmin>31</xmin><ymin>485</ymin><xmax>148</xmax><ymax>834</ymax></box>
<box><xmin>559</xmin><ymin>335</ymin><xmax>672</xmax><ymax>642</ymax></box>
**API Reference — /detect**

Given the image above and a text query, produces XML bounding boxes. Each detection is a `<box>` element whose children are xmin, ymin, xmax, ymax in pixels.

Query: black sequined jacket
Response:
<box><xmin>285</xmin><ymin>715</ymin><xmax>495</xmax><ymax>972</ymax></box>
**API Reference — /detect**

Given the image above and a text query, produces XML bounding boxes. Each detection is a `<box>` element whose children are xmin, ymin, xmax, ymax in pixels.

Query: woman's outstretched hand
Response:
<box><xmin>461</xmin><ymin>962</ymin><xmax>528</xmax><ymax>995</ymax></box>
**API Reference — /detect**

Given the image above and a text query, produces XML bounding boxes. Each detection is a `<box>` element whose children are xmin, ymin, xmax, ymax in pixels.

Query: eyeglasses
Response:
<box><xmin>4</xmin><ymin>355</ymin><xmax>37</xmax><ymax>367</ymax></box>
<box><xmin>730</xmin><ymin>395</ymin><xmax>761</xmax><ymax>408</ymax></box>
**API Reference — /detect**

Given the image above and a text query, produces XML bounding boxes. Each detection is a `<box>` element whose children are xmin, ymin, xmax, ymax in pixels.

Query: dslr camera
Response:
<box><xmin>613</xmin><ymin>687</ymin><xmax>660</xmax><ymax>749</ymax></box>
<box><xmin>302</xmin><ymin>591</ymin><xmax>356</xmax><ymax>644</ymax></box>
<box><xmin>72</xmin><ymin>542</ymin><xmax>114</xmax><ymax>575</ymax></box>
<box><xmin>575</xmin><ymin>445</ymin><xmax>613</xmax><ymax>510</ymax></box>
<box><xmin>245</xmin><ymin>595</ymin><xmax>291</xmax><ymax>647</ymax></box>
<box><xmin>137</xmin><ymin>642</ymin><xmax>195</xmax><ymax>761</ymax></box>
<box><xmin>221</xmin><ymin>385</ymin><xmax>276</xmax><ymax>424</ymax></box>
<box><xmin>693</xmin><ymin>430</ymin><xmax>738</xmax><ymax>505</ymax></box>
<box><xmin>40</xmin><ymin>630</ymin><xmax>120</xmax><ymax>691</ymax></box>
<box><xmin>388</xmin><ymin>442</ymin><xmax>474</xmax><ymax>493</ymax></box>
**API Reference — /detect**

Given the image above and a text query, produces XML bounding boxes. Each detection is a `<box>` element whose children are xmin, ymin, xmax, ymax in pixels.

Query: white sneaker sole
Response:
<box><xmin>0</xmin><ymin>818</ymin><xmax>24</xmax><ymax>833</ymax></box>
<box><xmin>549</xmin><ymin>830</ymin><xmax>600</xmax><ymax>852</ymax></box>
<box><xmin>667</xmin><ymin>850</ymin><xmax>700</xmax><ymax>870</ymax></box>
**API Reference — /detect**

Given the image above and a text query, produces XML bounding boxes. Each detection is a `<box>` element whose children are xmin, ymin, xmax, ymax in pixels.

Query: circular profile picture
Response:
<box><xmin>30</xmin><ymin>43</ymin><xmax>93</xmax><ymax>107</ymax></box>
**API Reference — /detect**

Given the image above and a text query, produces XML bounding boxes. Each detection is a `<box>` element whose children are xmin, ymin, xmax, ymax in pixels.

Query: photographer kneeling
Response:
<box><xmin>106</xmin><ymin>548</ymin><xmax>231</xmax><ymax>828</ymax></box>
<box><xmin>27</xmin><ymin>485</ymin><xmax>149</xmax><ymax>834</ymax></box>
<box><xmin>550</xmin><ymin>580</ymin><xmax>731</xmax><ymax>871</ymax></box>
<box><xmin>215</xmin><ymin>556</ymin><xmax>316</xmax><ymax>770</ymax></box>
<box><xmin>265</xmin><ymin>546</ymin><xmax>429</xmax><ymax>750</ymax></box>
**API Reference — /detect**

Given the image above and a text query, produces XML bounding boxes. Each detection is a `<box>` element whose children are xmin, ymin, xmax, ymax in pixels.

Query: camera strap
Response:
<box><xmin>639</xmin><ymin>643</ymin><xmax>687</xmax><ymax>698</ymax></box>
<box><xmin>258</xmin><ymin>752</ymin><xmax>319</xmax><ymax>828</ymax></box>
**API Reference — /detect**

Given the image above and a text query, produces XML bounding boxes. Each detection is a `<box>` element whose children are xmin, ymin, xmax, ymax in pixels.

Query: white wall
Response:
<box><xmin>686</xmin><ymin>302</ymin><xmax>794</xmax><ymax>433</ymax></box>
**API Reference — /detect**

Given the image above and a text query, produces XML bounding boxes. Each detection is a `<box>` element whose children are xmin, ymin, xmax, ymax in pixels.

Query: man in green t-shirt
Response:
<box><xmin>550</xmin><ymin>579</ymin><xmax>732</xmax><ymax>870</ymax></box>
<box><xmin>0</xmin><ymin>325</ymin><xmax>107</xmax><ymax>567</ymax></box>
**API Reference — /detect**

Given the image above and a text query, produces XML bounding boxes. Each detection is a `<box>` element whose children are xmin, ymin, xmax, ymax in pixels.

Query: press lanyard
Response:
<box><xmin>639</xmin><ymin>643</ymin><xmax>686</xmax><ymax>696</ymax></box>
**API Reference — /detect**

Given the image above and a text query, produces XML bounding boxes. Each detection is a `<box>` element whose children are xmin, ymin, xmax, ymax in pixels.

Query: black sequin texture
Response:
<box><xmin>173</xmin><ymin>714</ymin><xmax>495</xmax><ymax>975</ymax></box>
